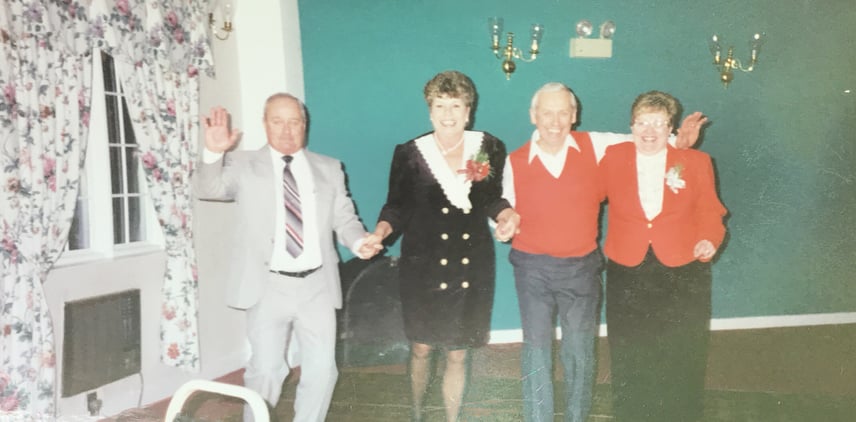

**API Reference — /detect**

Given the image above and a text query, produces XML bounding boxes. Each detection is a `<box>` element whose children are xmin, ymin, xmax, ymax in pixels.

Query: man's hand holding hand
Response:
<box><xmin>495</xmin><ymin>208</ymin><xmax>520</xmax><ymax>242</ymax></box>
<box><xmin>356</xmin><ymin>233</ymin><xmax>384</xmax><ymax>260</ymax></box>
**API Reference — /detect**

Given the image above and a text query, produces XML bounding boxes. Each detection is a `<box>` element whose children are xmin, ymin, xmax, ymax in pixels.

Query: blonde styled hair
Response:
<box><xmin>423</xmin><ymin>71</ymin><xmax>476</xmax><ymax>107</ymax></box>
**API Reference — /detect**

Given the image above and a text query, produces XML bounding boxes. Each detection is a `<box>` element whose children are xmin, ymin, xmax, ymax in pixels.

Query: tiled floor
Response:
<box><xmin>110</xmin><ymin>324</ymin><xmax>856</xmax><ymax>421</ymax></box>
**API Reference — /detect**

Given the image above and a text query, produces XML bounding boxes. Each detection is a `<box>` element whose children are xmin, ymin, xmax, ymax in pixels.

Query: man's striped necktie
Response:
<box><xmin>282</xmin><ymin>155</ymin><xmax>304</xmax><ymax>257</ymax></box>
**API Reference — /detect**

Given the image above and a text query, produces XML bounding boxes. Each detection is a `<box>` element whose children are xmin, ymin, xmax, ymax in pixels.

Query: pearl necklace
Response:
<box><xmin>435</xmin><ymin>135</ymin><xmax>464</xmax><ymax>156</ymax></box>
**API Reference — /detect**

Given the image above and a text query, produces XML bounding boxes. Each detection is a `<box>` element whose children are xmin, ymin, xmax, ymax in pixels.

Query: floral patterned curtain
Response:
<box><xmin>0</xmin><ymin>0</ymin><xmax>212</xmax><ymax>416</ymax></box>
<box><xmin>100</xmin><ymin>0</ymin><xmax>212</xmax><ymax>374</ymax></box>
<box><xmin>0</xmin><ymin>0</ymin><xmax>93</xmax><ymax>416</ymax></box>
<box><xmin>118</xmin><ymin>61</ymin><xmax>203</xmax><ymax>371</ymax></box>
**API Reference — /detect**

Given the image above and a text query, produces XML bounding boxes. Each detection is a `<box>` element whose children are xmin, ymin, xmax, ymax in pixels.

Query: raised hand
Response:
<box><xmin>675</xmin><ymin>111</ymin><xmax>709</xmax><ymax>149</ymax></box>
<box><xmin>201</xmin><ymin>106</ymin><xmax>242</xmax><ymax>152</ymax></box>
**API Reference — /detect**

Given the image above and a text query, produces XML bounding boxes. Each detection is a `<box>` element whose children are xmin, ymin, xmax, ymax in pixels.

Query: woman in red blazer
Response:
<box><xmin>599</xmin><ymin>91</ymin><xmax>727</xmax><ymax>422</ymax></box>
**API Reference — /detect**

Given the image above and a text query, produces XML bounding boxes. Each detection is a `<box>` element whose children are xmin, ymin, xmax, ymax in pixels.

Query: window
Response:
<box><xmin>103</xmin><ymin>51</ymin><xmax>145</xmax><ymax>245</ymax></box>
<box><xmin>61</xmin><ymin>51</ymin><xmax>162</xmax><ymax>263</ymax></box>
<box><xmin>67</xmin><ymin>171</ymin><xmax>90</xmax><ymax>250</ymax></box>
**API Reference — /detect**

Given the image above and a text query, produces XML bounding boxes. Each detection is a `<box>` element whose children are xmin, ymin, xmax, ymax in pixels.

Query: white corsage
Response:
<box><xmin>664</xmin><ymin>164</ymin><xmax>686</xmax><ymax>194</ymax></box>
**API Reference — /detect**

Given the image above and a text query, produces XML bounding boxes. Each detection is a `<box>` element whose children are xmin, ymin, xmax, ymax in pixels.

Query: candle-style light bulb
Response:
<box><xmin>529</xmin><ymin>23</ymin><xmax>544</xmax><ymax>56</ymax></box>
<box><xmin>749</xmin><ymin>32</ymin><xmax>763</xmax><ymax>65</ymax></box>
<box><xmin>709</xmin><ymin>34</ymin><xmax>722</xmax><ymax>64</ymax></box>
<box><xmin>488</xmin><ymin>17</ymin><xmax>504</xmax><ymax>52</ymax></box>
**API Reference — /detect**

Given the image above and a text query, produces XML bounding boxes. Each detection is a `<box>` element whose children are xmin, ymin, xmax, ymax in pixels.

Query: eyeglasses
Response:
<box><xmin>632</xmin><ymin>120</ymin><xmax>671</xmax><ymax>131</ymax></box>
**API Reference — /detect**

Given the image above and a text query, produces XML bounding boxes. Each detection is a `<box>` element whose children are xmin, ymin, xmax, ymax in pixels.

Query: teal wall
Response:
<box><xmin>297</xmin><ymin>0</ymin><xmax>856</xmax><ymax>329</ymax></box>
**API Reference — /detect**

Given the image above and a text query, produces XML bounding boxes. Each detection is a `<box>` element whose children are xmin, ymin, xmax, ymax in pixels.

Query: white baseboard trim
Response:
<box><xmin>708</xmin><ymin>312</ymin><xmax>856</xmax><ymax>330</ymax></box>
<box><xmin>488</xmin><ymin>312</ymin><xmax>856</xmax><ymax>344</ymax></box>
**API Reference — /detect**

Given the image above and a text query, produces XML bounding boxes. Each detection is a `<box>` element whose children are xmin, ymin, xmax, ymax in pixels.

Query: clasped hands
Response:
<box><xmin>357</xmin><ymin>221</ymin><xmax>391</xmax><ymax>260</ymax></box>
<box><xmin>357</xmin><ymin>233</ymin><xmax>384</xmax><ymax>260</ymax></box>
<box><xmin>494</xmin><ymin>208</ymin><xmax>520</xmax><ymax>243</ymax></box>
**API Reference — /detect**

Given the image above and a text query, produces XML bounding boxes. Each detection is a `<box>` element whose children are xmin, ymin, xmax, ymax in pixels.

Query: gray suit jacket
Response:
<box><xmin>195</xmin><ymin>145</ymin><xmax>368</xmax><ymax>310</ymax></box>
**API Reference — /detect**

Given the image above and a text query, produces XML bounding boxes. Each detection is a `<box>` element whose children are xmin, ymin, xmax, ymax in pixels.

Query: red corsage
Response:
<box><xmin>458</xmin><ymin>149</ymin><xmax>492</xmax><ymax>182</ymax></box>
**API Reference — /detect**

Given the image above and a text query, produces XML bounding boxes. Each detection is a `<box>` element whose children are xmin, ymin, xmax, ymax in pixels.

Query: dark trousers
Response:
<box><xmin>606</xmin><ymin>249</ymin><xmax>711</xmax><ymax>422</ymax></box>
<box><xmin>510</xmin><ymin>248</ymin><xmax>603</xmax><ymax>422</ymax></box>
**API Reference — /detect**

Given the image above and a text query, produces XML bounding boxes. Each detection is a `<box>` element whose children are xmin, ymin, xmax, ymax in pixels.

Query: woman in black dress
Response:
<box><xmin>368</xmin><ymin>70</ymin><xmax>518</xmax><ymax>421</ymax></box>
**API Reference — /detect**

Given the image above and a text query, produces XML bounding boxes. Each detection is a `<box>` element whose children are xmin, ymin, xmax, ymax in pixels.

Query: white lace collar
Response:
<box><xmin>414</xmin><ymin>131</ymin><xmax>485</xmax><ymax>211</ymax></box>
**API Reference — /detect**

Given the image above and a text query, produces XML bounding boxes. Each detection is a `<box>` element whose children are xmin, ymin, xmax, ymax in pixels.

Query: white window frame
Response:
<box><xmin>56</xmin><ymin>50</ymin><xmax>163</xmax><ymax>267</ymax></box>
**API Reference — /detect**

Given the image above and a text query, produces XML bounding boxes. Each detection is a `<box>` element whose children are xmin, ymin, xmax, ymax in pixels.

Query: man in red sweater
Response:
<box><xmin>501</xmin><ymin>82</ymin><xmax>704</xmax><ymax>422</ymax></box>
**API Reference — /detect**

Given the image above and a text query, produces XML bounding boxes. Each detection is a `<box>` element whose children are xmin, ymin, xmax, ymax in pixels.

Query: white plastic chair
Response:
<box><xmin>164</xmin><ymin>379</ymin><xmax>270</xmax><ymax>422</ymax></box>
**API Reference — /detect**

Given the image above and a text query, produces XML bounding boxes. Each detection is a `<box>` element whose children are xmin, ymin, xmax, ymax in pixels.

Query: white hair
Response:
<box><xmin>530</xmin><ymin>82</ymin><xmax>577</xmax><ymax>110</ymax></box>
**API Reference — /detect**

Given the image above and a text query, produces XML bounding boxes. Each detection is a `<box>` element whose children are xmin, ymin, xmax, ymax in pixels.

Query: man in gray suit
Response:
<box><xmin>196</xmin><ymin>93</ymin><xmax>382</xmax><ymax>421</ymax></box>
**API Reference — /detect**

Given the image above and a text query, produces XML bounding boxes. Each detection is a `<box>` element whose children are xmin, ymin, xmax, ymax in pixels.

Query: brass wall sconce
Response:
<box><xmin>488</xmin><ymin>17</ymin><xmax>544</xmax><ymax>80</ymax></box>
<box><xmin>569</xmin><ymin>20</ymin><xmax>615</xmax><ymax>58</ymax></box>
<box><xmin>208</xmin><ymin>1</ymin><xmax>234</xmax><ymax>41</ymax></box>
<box><xmin>709</xmin><ymin>33</ymin><xmax>764</xmax><ymax>87</ymax></box>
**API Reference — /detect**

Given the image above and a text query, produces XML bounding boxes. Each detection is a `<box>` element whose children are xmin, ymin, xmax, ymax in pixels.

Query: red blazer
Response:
<box><xmin>600</xmin><ymin>143</ymin><xmax>727</xmax><ymax>267</ymax></box>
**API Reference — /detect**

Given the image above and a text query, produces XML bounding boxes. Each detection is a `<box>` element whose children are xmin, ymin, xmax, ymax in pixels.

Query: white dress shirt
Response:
<box><xmin>268</xmin><ymin>148</ymin><xmax>323</xmax><ymax>272</ymax></box>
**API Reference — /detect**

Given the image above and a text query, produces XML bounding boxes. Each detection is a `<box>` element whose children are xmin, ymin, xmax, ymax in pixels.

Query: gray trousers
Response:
<box><xmin>243</xmin><ymin>271</ymin><xmax>338</xmax><ymax>422</ymax></box>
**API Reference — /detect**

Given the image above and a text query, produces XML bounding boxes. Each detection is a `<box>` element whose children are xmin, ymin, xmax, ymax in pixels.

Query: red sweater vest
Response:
<box><xmin>509</xmin><ymin>132</ymin><xmax>602</xmax><ymax>258</ymax></box>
